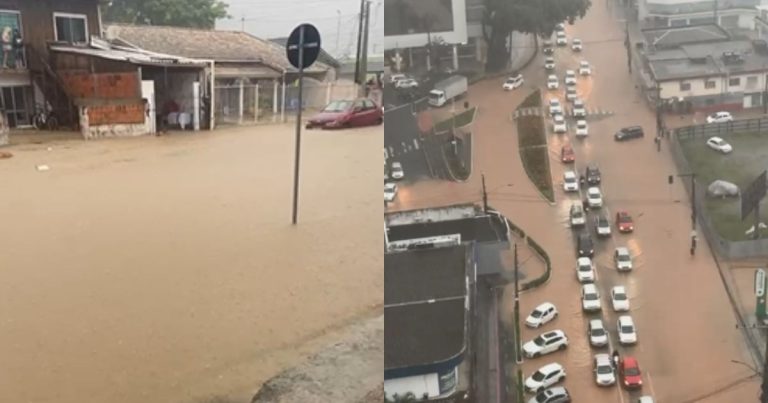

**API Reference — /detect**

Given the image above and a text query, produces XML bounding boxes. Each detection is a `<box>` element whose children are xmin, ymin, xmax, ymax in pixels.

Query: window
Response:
<box><xmin>729</xmin><ymin>77</ymin><xmax>741</xmax><ymax>86</ymax></box>
<box><xmin>53</xmin><ymin>12</ymin><xmax>87</xmax><ymax>43</ymax></box>
<box><xmin>705</xmin><ymin>80</ymin><xmax>716</xmax><ymax>89</ymax></box>
<box><xmin>680</xmin><ymin>82</ymin><xmax>691</xmax><ymax>91</ymax></box>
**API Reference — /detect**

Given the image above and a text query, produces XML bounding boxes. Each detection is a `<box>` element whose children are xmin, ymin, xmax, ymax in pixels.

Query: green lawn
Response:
<box><xmin>680</xmin><ymin>132</ymin><xmax>768</xmax><ymax>241</ymax></box>
<box><xmin>434</xmin><ymin>107</ymin><xmax>477</xmax><ymax>132</ymax></box>
<box><xmin>515</xmin><ymin>89</ymin><xmax>552</xmax><ymax>202</ymax></box>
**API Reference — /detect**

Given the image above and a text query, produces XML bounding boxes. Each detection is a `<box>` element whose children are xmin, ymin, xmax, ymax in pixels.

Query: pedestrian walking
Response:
<box><xmin>655</xmin><ymin>136</ymin><xmax>662</xmax><ymax>152</ymax></box>
<box><xmin>690</xmin><ymin>230</ymin><xmax>697</xmax><ymax>256</ymax></box>
<box><xmin>612</xmin><ymin>350</ymin><xmax>620</xmax><ymax>367</ymax></box>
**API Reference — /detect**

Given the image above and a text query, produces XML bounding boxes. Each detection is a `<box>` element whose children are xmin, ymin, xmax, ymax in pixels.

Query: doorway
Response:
<box><xmin>0</xmin><ymin>85</ymin><xmax>31</xmax><ymax>127</ymax></box>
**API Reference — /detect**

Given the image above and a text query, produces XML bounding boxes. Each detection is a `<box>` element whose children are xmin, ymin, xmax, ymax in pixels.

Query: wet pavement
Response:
<box><xmin>0</xmin><ymin>124</ymin><xmax>383</xmax><ymax>403</ymax></box>
<box><xmin>389</xmin><ymin>0</ymin><xmax>760</xmax><ymax>399</ymax></box>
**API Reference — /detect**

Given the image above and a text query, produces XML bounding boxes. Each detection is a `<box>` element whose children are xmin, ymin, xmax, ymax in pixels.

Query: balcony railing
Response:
<box><xmin>0</xmin><ymin>44</ymin><xmax>26</xmax><ymax>70</ymax></box>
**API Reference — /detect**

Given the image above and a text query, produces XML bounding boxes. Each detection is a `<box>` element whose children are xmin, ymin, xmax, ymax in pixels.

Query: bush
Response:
<box><xmin>520</xmin><ymin>147</ymin><xmax>554</xmax><ymax>202</ymax></box>
<box><xmin>434</xmin><ymin>107</ymin><xmax>476</xmax><ymax>132</ymax></box>
<box><xmin>521</xmin><ymin>237</ymin><xmax>552</xmax><ymax>291</ymax></box>
<box><xmin>518</xmin><ymin>116</ymin><xmax>546</xmax><ymax>148</ymax></box>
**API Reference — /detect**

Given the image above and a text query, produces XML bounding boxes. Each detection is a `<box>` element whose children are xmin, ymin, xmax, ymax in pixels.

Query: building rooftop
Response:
<box><xmin>384</xmin><ymin>244</ymin><xmax>469</xmax><ymax>373</ymax></box>
<box><xmin>648</xmin><ymin>39</ymin><xmax>768</xmax><ymax>80</ymax></box>
<box><xmin>642</xmin><ymin>24</ymin><xmax>730</xmax><ymax>50</ymax></box>
<box><xmin>387</xmin><ymin>215</ymin><xmax>507</xmax><ymax>243</ymax></box>
<box><xmin>385</xmin><ymin>246</ymin><xmax>468</xmax><ymax>305</ymax></box>
<box><xmin>105</xmin><ymin>23</ymin><xmax>329</xmax><ymax>73</ymax></box>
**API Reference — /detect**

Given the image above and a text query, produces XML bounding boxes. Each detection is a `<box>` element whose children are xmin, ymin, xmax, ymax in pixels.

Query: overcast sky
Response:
<box><xmin>215</xmin><ymin>0</ymin><xmax>384</xmax><ymax>59</ymax></box>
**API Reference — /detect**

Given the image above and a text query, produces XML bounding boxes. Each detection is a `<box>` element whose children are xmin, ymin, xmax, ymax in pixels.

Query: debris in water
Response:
<box><xmin>0</xmin><ymin>151</ymin><xmax>11</xmax><ymax>159</ymax></box>
<box><xmin>36</xmin><ymin>165</ymin><xmax>50</xmax><ymax>171</ymax></box>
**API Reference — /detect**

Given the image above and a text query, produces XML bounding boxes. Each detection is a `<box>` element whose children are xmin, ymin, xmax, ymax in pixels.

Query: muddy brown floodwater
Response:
<box><xmin>0</xmin><ymin>124</ymin><xmax>383</xmax><ymax>403</ymax></box>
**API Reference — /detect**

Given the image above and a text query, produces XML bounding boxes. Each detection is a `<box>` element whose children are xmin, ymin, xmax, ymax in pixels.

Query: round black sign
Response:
<box><xmin>286</xmin><ymin>23</ymin><xmax>321</xmax><ymax>69</ymax></box>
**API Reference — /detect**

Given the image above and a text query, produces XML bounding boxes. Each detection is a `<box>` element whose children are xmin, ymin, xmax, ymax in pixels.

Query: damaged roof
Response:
<box><xmin>105</xmin><ymin>23</ymin><xmax>330</xmax><ymax>73</ymax></box>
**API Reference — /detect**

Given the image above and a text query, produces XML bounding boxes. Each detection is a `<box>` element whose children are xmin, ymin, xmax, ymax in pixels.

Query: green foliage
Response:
<box><xmin>521</xmin><ymin>236</ymin><xmax>552</xmax><ymax>291</ymax></box>
<box><xmin>518</xmin><ymin>90</ymin><xmax>542</xmax><ymax>109</ymax></box>
<box><xmin>103</xmin><ymin>0</ymin><xmax>229</xmax><ymax>28</ymax></box>
<box><xmin>434</xmin><ymin>107</ymin><xmax>477</xmax><ymax>132</ymax></box>
<box><xmin>517</xmin><ymin>108</ymin><xmax>554</xmax><ymax>202</ymax></box>
<box><xmin>518</xmin><ymin>116</ymin><xmax>546</xmax><ymax>148</ymax></box>
<box><xmin>483</xmin><ymin>0</ymin><xmax>591</xmax><ymax>71</ymax></box>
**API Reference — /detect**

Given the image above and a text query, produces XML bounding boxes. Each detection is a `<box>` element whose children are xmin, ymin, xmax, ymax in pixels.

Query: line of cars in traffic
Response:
<box><xmin>518</xmin><ymin>25</ymin><xmax>653</xmax><ymax>402</ymax></box>
<box><xmin>544</xmin><ymin>27</ymin><xmax>592</xmax><ymax>140</ymax></box>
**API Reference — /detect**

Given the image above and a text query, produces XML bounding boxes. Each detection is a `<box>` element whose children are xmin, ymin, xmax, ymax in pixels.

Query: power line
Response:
<box><xmin>236</xmin><ymin>13</ymin><xmax>358</xmax><ymax>23</ymax></box>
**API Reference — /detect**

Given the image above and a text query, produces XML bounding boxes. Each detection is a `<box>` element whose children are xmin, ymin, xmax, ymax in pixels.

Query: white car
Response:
<box><xmin>572</xmin><ymin>99</ymin><xmax>586</xmax><ymax>118</ymax></box>
<box><xmin>614</xmin><ymin>247</ymin><xmax>633</xmax><ymax>271</ymax></box>
<box><xmin>564</xmin><ymin>70</ymin><xmax>577</xmax><ymax>85</ymax></box>
<box><xmin>594</xmin><ymin>354</ymin><xmax>616</xmax><ymax>386</ymax></box>
<box><xmin>523</xmin><ymin>330</ymin><xmax>569</xmax><ymax>358</ymax></box>
<box><xmin>549</xmin><ymin>98</ymin><xmax>563</xmax><ymax>115</ymax></box>
<box><xmin>579</xmin><ymin>60</ymin><xmax>592</xmax><ymax>75</ymax></box>
<box><xmin>611</xmin><ymin>286</ymin><xmax>630</xmax><ymax>311</ymax></box>
<box><xmin>586</xmin><ymin>187</ymin><xmax>603</xmax><ymax>208</ymax></box>
<box><xmin>639</xmin><ymin>397</ymin><xmax>655</xmax><ymax>403</ymax></box>
<box><xmin>503</xmin><ymin>74</ymin><xmax>524</xmax><ymax>90</ymax></box>
<box><xmin>617</xmin><ymin>315</ymin><xmax>638</xmax><ymax>345</ymax></box>
<box><xmin>595</xmin><ymin>214</ymin><xmax>611</xmax><ymax>237</ymax></box>
<box><xmin>563</xmin><ymin>171</ymin><xmax>579</xmax><ymax>192</ymax></box>
<box><xmin>544</xmin><ymin>57</ymin><xmax>556</xmax><ymax>70</ymax></box>
<box><xmin>587</xmin><ymin>319</ymin><xmax>609</xmax><ymax>347</ymax></box>
<box><xmin>571</xmin><ymin>38</ymin><xmax>583</xmax><ymax>51</ymax></box>
<box><xmin>575</xmin><ymin>120</ymin><xmax>589</xmax><ymax>137</ymax></box>
<box><xmin>570</xmin><ymin>203</ymin><xmax>586</xmax><ymax>227</ymax></box>
<box><xmin>556</xmin><ymin>23</ymin><xmax>566</xmax><ymax>31</ymax></box>
<box><xmin>556</xmin><ymin>32</ymin><xmax>567</xmax><ymax>46</ymax></box>
<box><xmin>526</xmin><ymin>302</ymin><xmax>559</xmax><ymax>328</ymax></box>
<box><xmin>390</xmin><ymin>161</ymin><xmax>404</xmax><ymax>180</ymax></box>
<box><xmin>389</xmin><ymin>73</ymin><xmax>407</xmax><ymax>83</ymax></box>
<box><xmin>553</xmin><ymin>114</ymin><xmax>567</xmax><ymax>133</ymax></box>
<box><xmin>525</xmin><ymin>363</ymin><xmax>567</xmax><ymax>393</ymax></box>
<box><xmin>565</xmin><ymin>86</ymin><xmax>577</xmax><ymax>102</ymax></box>
<box><xmin>394</xmin><ymin>78</ymin><xmax>419</xmax><ymax>89</ymax></box>
<box><xmin>547</xmin><ymin>75</ymin><xmax>559</xmax><ymax>90</ymax></box>
<box><xmin>706</xmin><ymin>111</ymin><xmax>733</xmax><ymax>124</ymax></box>
<box><xmin>384</xmin><ymin>182</ymin><xmax>397</xmax><ymax>202</ymax></box>
<box><xmin>706</xmin><ymin>136</ymin><xmax>733</xmax><ymax>153</ymax></box>
<box><xmin>576</xmin><ymin>257</ymin><xmax>595</xmax><ymax>283</ymax></box>
<box><xmin>581</xmin><ymin>283</ymin><xmax>602</xmax><ymax>312</ymax></box>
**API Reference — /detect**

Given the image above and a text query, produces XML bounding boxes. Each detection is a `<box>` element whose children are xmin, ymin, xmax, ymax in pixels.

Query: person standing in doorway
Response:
<box><xmin>11</xmin><ymin>28</ymin><xmax>23</xmax><ymax>68</ymax></box>
<box><xmin>1</xmin><ymin>27</ymin><xmax>12</xmax><ymax>69</ymax></box>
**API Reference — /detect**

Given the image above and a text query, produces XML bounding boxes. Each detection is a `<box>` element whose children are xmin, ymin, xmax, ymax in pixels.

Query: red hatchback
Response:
<box><xmin>561</xmin><ymin>145</ymin><xmax>575</xmax><ymax>163</ymax></box>
<box><xmin>620</xmin><ymin>356</ymin><xmax>643</xmax><ymax>389</ymax></box>
<box><xmin>306</xmin><ymin>98</ymin><xmax>383</xmax><ymax>129</ymax></box>
<box><xmin>616</xmin><ymin>211</ymin><xmax>634</xmax><ymax>233</ymax></box>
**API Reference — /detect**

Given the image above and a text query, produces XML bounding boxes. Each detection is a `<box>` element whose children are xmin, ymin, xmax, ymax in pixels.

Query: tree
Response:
<box><xmin>482</xmin><ymin>0</ymin><xmax>591</xmax><ymax>72</ymax></box>
<box><xmin>102</xmin><ymin>0</ymin><xmax>230</xmax><ymax>29</ymax></box>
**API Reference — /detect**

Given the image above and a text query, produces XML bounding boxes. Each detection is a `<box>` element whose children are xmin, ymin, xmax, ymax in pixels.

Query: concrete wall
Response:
<box><xmin>79</xmin><ymin>104</ymin><xmax>149</xmax><ymax>139</ymax></box>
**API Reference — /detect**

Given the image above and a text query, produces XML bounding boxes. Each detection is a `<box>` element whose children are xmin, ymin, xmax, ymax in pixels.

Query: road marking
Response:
<box><xmin>413</xmin><ymin>139</ymin><xmax>420</xmax><ymax>150</ymax></box>
<box><xmin>646</xmin><ymin>370</ymin><xmax>657</xmax><ymax>397</ymax></box>
<box><xmin>401</xmin><ymin>141</ymin><xmax>407</xmax><ymax>149</ymax></box>
<box><xmin>388</xmin><ymin>146</ymin><xmax>395</xmax><ymax>156</ymax></box>
<box><xmin>407</xmin><ymin>145</ymin><xmax>412</xmax><ymax>151</ymax></box>
<box><xmin>384</xmin><ymin>148</ymin><xmax>388</xmax><ymax>160</ymax></box>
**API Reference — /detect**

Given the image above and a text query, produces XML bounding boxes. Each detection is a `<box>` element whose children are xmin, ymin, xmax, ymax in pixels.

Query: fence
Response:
<box><xmin>669</xmin><ymin>117</ymin><xmax>768</xmax><ymax>259</ymax></box>
<box><xmin>214</xmin><ymin>80</ymin><xmax>363</xmax><ymax>126</ymax></box>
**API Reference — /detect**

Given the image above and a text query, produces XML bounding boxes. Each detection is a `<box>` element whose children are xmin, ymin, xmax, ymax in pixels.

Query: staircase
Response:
<box><xmin>27</xmin><ymin>46</ymin><xmax>78</xmax><ymax>129</ymax></box>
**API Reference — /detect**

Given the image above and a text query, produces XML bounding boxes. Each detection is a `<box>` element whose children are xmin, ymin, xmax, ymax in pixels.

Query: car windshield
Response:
<box><xmin>619</xmin><ymin>215</ymin><xmax>631</xmax><ymax>222</ymax></box>
<box><xmin>598</xmin><ymin>217</ymin><xmax>608</xmax><ymax>225</ymax></box>
<box><xmin>618</xmin><ymin>254</ymin><xmax>630</xmax><ymax>261</ymax></box>
<box><xmin>625</xmin><ymin>367</ymin><xmax>640</xmax><ymax>376</ymax></box>
<box><xmin>591</xmin><ymin>327</ymin><xmax>605</xmax><ymax>336</ymax></box>
<box><xmin>531</xmin><ymin>370</ymin><xmax>546</xmax><ymax>381</ymax></box>
<box><xmin>579</xmin><ymin>264</ymin><xmax>591</xmax><ymax>272</ymax></box>
<box><xmin>323</xmin><ymin>100</ymin><xmax>352</xmax><ymax>112</ymax></box>
<box><xmin>533</xmin><ymin>336</ymin><xmax>546</xmax><ymax>346</ymax></box>
<box><xmin>597</xmin><ymin>365</ymin><xmax>613</xmax><ymax>374</ymax></box>
<box><xmin>614</xmin><ymin>292</ymin><xmax>627</xmax><ymax>300</ymax></box>
<box><xmin>578</xmin><ymin>123</ymin><xmax>586</xmax><ymax>129</ymax></box>
<box><xmin>565</xmin><ymin>176</ymin><xmax>575</xmax><ymax>183</ymax></box>
<box><xmin>530</xmin><ymin>309</ymin><xmax>543</xmax><ymax>318</ymax></box>
<box><xmin>589</xmin><ymin>190</ymin><xmax>599</xmax><ymax>196</ymax></box>
<box><xmin>585</xmin><ymin>293</ymin><xmax>598</xmax><ymax>300</ymax></box>
<box><xmin>621</xmin><ymin>325</ymin><xmax>634</xmax><ymax>333</ymax></box>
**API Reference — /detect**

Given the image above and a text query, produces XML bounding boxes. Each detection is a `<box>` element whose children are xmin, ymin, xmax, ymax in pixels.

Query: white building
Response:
<box><xmin>638</xmin><ymin>0</ymin><xmax>759</xmax><ymax>29</ymax></box>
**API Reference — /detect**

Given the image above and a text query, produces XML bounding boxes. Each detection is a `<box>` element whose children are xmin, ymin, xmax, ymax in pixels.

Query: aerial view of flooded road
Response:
<box><xmin>0</xmin><ymin>124</ymin><xmax>382</xmax><ymax>403</ymax></box>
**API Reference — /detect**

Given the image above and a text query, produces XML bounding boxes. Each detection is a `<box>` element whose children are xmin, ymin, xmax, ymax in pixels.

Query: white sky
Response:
<box><xmin>215</xmin><ymin>0</ymin><xmax>384</xmax><ymax>59</ymax></box>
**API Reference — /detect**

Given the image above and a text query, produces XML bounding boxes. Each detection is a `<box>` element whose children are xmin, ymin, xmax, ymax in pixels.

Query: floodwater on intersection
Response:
<box><xmin>0</xmin><ymin>124</ymin><xmax>383</xmax><ymax>403</ymax></box>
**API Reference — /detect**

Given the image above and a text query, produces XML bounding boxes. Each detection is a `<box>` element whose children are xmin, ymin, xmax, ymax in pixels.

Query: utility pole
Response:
<box><xmin>359</xmin><ymin>0</ymin><xmax>371</xmax><ymax>93</ymax></box>
<box><xmin>513</xmin><ymin>243</ymin><xmax>522</xmax><ymax>364</ymax></box>
<box><xmin>481</xmin><ymin>173</ymin><xmax>488</xmax><ymax>213</ymax></box>
<box><xmin>353</xmin><ymin>0</ymin><xmax>365</xmax><ymax>86</ymax></box>
<box><xmin>672</xmin><ymin>173</ymin><xmax>697</xmax><ymax>229</ymax></box>
<box><xmin>763</xmin><ymin>65</ymin><xmax>768</xmax><ymax>114</ymax></box>
<box><xmin>625</xmin><ymin>20</ymin><xmax>632</xmax><ymax>74</ymax></box>
<box><xmin>735</xmin><ymin>322</ymin><xmax>768</xmax><ymax>402</ymax></box>
<box><xmin>241</xmin><ymin>16</ymin><xmax>245</xmax><ymax>31</ymax></box>
<box><xmin>335</xmin><ymin>10</ymin><xmax>342</xmax><ymax>56</ymax></box>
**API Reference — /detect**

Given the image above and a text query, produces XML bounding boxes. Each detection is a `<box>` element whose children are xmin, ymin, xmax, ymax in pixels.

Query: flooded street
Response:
<box><xmin>0</xmin><ymin>124</ymin><xmax>383</xmax><ymax>403</ymax></box>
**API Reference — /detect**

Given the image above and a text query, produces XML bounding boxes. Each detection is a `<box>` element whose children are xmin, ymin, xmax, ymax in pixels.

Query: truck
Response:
<box><xmin>428</xmin><ymin>75</ymin><xmax>468</xmax><ymax>107</ymax></box>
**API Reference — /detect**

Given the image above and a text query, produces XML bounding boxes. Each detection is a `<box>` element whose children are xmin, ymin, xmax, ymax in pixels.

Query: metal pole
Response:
<box><xmin>354</xmin><ymin>0</ymin><xmax>365</xmax><ymax>85</ymax></box>
<box><xmin>755</xmin><ymin>202</ymin><xmax>761</xmax><ymax>240</ymax></box>
<box><xmin>764</xmin><ymin>68</ymin><xmax>768</xmax><ymax>115</ymax></box>
<box><xmin>359</xmin><ymin>0</ymin><xmax>371</xmax><ymax>95</ymax></box>
<box><xmin>291</xmin><ymin>26</ymin><xmax>305</xmax><ymax>225</ymax></box>
<box><xmin>762</xmin><ymin>334</ymin><xmax>768</xmax><ymax>403</ymax></box>
<box><xmin>514</xmin><ymin>243</ymin><xmax>522</xmax><ymax>364</ymax></box>
<box><xmin>691</xmin><ymin>174</ymin><xmax>697</xmax><ymax>229</ymax></box>
<box><xmin>481</xmin><ymin>173</ymin><xmax>488</xmax><ymax>213</ymax></box>
<box><xmin>625</xmin><ymin>20</ymin><xmax>632</xmax><ymax>74</ymax></box>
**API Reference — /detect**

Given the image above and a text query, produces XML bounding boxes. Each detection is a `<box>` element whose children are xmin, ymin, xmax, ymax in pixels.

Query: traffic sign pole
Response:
<box><xmin>291</xmin><ymin>25</ymin><xmax>305</xmax><ymax>225</ymax></box>
<box><xmin>757</xmin><ymin>269</ymin><xmax>767</xmax><ymax>322</ymax></box>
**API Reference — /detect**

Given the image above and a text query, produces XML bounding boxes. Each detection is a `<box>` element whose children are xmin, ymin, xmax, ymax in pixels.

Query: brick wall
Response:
<box><xmin>87</xmin><ymin>102</ymin><xmax>146</xmax><ymax>125</ymax></box>
<box><xmin>60</xmin><ymin>72</ymin><xmax>140</xmax><ymax>99</ymax></box>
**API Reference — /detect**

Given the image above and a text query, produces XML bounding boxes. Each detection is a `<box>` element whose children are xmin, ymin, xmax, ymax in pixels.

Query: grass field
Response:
<box><xmin>516</xmin><ymin>90</ymin><xmax>554</xmax><ymax>202</ymax></box>
<box><xmin>679</xmin><ymin>132</ymin><xmax>768</xmax><ymax>241</ymax></box>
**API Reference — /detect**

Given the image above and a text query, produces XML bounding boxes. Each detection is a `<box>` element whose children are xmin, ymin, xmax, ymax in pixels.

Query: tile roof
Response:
<box><xmin>105</xmin><ymin>23</ymin><xmax>329</xmax><ymax>73</ymax></box>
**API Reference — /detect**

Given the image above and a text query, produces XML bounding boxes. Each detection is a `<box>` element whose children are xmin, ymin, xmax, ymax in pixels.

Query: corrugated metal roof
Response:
<box><xmin>50</xmin><ymin>44</ymin><xmax>210</xmax><ymax>67</ymax></box>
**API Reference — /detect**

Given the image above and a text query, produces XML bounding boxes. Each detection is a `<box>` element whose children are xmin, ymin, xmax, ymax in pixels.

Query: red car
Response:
<box><xmin>561</xmin><ymin>145</ymin><xmax>575</xmax><ymax>163</ymax></box>
<box><xmin>616</xmin><ymin>211</ymin><xmax>634</xmax><ymax>233</ymax></box>
<box><xmin>619</xmin><ymin>356</ymin><xmax>643</xmax><ymax>389</ymax></box>
<box><xmin>306</xmin><ymin>98</ymin><xmax>383</xmax><ymax>129</ymax></box>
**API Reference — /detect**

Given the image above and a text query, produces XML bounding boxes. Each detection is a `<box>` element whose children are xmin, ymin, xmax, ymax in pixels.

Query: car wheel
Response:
<box><xmin>376</xmin><ymin>117</ymin><xmax>383</xmax><ymax>125</ymax></box>
<box><xmin>553</xmin><ymin>312</ymin><xmax>558</xmax><ymax>318</ymax></box>
<box><xmin>558</xmin><ymin>344</ymin><xmax>567</xmax><ymax>351</ymax></box>
<box><xmin>533</xmin><ymin>352</ymin><xmax>541</xmax><ymax>358</ymax></box>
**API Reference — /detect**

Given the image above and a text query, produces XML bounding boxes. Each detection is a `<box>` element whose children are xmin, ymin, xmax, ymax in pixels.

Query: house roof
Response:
<box><xmin>648</xmin><ymin>39</ymin><xmax>768</xmax><ymax>81</ymax></box>
<box><xmin>49</xmin><ymin>43</ymin><xmax>209</xmax><ymax>68</ymax></box>
<box><xmin>384</xmin><ymin>246</ymin><xmax>468</xmax><ymax>372</ymax></box>
<box><xmin>105</xmin><ymin>23</ymin><xmax>329</xmax><ymax>73</ymax></box>
<box><xmin>642</xmin><ymin>24</ymin><xmax>730</xmax><ymax>50</ymax></box>
<box><xmin>386</xmin><ymin>215</ymin><xmax>508</xmax><ymax>243</ymax></box>
<box><xmin>269</xmin><ymin>37</ymin><xmax>340</xmax><ymax>68</ymax></box>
